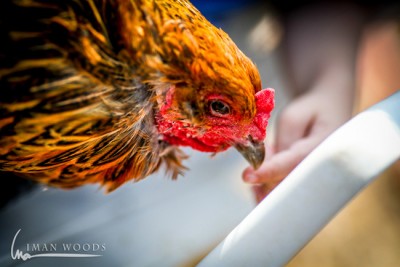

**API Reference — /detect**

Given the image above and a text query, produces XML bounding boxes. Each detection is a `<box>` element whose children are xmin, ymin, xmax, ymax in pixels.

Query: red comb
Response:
<box><xmin>255</xmin><ymin>88</ymin><xmax>275</xmax><ymax>114</ymax></box>
<box><xmin>252</xmin><ymin>88</ymin><xmax>275</xmax><ymax>138</ymax></box>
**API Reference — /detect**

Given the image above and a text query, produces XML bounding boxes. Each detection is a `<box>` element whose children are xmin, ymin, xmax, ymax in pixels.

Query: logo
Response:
<box><xmin>11</xmin><ymin>229</ymin><xmax>105</xmax><ymax>261</ymax></box>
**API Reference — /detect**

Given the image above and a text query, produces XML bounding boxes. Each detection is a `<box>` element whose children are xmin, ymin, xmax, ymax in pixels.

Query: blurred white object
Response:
<box><xmin>199</xmin><ymin>91</ymin><xmax>400</xmax><ymax>267</ymax></box>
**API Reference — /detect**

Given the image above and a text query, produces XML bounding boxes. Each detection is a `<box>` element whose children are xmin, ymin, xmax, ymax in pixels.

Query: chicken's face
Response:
<box><xmin>156</xmin><ymin>84</ymin><xmax>274</xmax><ymax>169</ymax></box>
<box><xmin>143</xmin><ymin>0</ymin><xmax>275</xmax><ymax>169</ymax></box>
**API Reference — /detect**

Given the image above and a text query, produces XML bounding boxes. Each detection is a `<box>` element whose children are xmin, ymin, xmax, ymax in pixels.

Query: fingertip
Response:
<box><xmin>243</xmin><ymin>160</ymin><xmax>275</xmax><ymax>183</ymax></box>
<box><xmin>243</xmin><ymin>166</ymin><xmax>268</xmax><ymax>184</ymax></box>
<box><xmin>243</xmin><ymin>171</ymin><xmax>260</xmax><ymax>183</ymax></box>
<box><xmin>242</xmin><ymin>165</ymin><xmax>255</xmax><ymax>176</ymax></box>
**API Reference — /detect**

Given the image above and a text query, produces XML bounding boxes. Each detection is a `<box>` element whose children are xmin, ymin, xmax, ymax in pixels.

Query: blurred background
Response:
<box><xmin>0</xmin><ymin>1</ymin><xmax>399</xmax><ymax>266</ymax></box>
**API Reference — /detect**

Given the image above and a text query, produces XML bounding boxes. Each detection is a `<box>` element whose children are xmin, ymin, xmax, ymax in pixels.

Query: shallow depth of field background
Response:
<box><xmin>1</xmin><ymin>1</ymin><xmax>399</xmax><ymax>266</ymax></box>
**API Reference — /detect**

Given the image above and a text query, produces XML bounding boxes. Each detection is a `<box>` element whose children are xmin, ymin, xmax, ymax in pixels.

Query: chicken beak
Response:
<box><xmin>235</xmin><ymin>138</ymin><xmax>265</xmax><ymax>170</ymax></box>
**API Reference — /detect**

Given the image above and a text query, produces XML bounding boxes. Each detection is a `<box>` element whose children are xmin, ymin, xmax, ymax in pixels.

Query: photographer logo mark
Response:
<box><xmin>11</xmin><ymin>229</ymin><xmax>105</xmax><ymax>261</ymax></box>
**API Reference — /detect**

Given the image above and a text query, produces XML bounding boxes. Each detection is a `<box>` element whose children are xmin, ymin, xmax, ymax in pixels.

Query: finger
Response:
<box><xmin>242</xmin><ymin>144</ymin><xmax>274</xmax><ymax>178</ymax></box>
<box><xmin>244</xmin><ymin>149</ymin><xmax>302</xmax><ymax>184</ymax></box>
<box><xmin>243</xmin><ymin>136</ymin><xmax>321</xmax><ymax>184</ymax></box>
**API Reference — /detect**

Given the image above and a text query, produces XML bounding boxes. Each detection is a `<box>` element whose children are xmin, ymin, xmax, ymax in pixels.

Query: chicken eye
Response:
<box><xmin>209</xmin><ymin>100</ymin><xmax>230</xmax><ymax>116</ymax></box>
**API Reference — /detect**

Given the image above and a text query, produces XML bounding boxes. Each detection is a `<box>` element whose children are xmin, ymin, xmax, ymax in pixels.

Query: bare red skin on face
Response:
<box><xmin>156</xmin><ymin>88</ymin><xmax>274</xmax><ymax>152</ymax></box>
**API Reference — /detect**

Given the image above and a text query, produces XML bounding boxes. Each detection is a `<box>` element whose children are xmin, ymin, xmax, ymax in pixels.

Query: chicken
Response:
<box><xmin>0</xmin><ymin>0</ymin><xmax>274</xmax><ymax>191</ymax></box>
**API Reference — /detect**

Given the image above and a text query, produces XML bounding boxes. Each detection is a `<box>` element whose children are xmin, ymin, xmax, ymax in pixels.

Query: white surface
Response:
<box><xmin>0</xmin><ymin>151</ymin><xmax>254</xmax><ymax>267</ymax></box>
<box><xmin>199</xmin><ymin>91</ymin><xmax>400</xmax><ymax>267</ymax></box>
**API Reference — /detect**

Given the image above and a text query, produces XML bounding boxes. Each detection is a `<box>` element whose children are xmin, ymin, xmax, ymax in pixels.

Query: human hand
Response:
<box><xmin>243</xmin><ymin>2</ymin><xmax>363</xmax><ymax>203</ymax></box>
<box><xmin>243</xmin><ymin>82</ymin><xmax>353</xmax><ymax>202</ymax></box>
